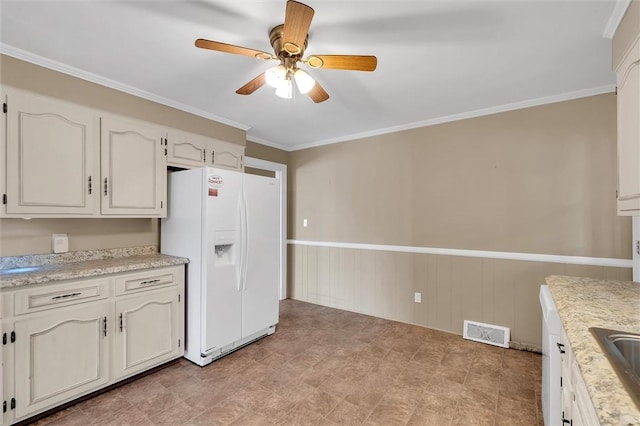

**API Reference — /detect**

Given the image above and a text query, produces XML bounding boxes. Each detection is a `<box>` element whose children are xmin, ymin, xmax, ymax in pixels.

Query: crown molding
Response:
<box><xmin>288</xmin><ymin>84</ymin><xmax>616</xmax><ymax>151</ymax></box>
<box><xmin>603</xmin><ymin>0</ymin><xmax>632</xmax><ymax>39</ymax></box>
<box><xmin>246</xmin><ymin>134</ymin><xmax>289</xmax><ymax>151</ymax></box>
<box><xmin>0</xmin><ymin>43</ymin><xmax>251</xmax><ymax>131</ymax></box>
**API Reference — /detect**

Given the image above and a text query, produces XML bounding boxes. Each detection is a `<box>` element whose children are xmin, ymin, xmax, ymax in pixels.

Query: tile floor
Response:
<box><xmin>33</xmin><ymin>299</ymin><xmax>542</xmax><ymax>426</ymax></box>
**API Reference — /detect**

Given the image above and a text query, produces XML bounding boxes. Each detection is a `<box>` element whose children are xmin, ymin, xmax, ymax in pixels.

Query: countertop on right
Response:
<box><xmin>547</xmin><ymin>275</ymin><xmax>640</xmax><ymax>426</ymax></box>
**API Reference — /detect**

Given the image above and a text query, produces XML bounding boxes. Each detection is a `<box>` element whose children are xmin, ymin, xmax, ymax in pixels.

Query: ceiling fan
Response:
<box><xmin>195</xmin><ymin>0</ymin><xmax>377</xmax><ymax>103</ymax></box>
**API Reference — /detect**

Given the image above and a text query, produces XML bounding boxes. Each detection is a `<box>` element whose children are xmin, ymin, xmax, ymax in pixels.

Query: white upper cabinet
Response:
<box><xmin>616</xmin><ymin>37</ymin><xmax>640</xmax><ymax>215</ymax></box>
<box><xmin>166</xmin><ymin>129</ymin><xmax>209</xmax><ymax>168</ymax></box>
<box><xmin>211</xmin><ymin>139</ymin><xmax>244</xmax><ymax>171</ymax></box>
<box><xmin>100</xmin><ymin>117</ymin><xmax>166</xmax><ymax>216</ymax></box>
<box><xmin>166</xmin><ymin>129</ymin><xmax>245</xmax><ymax>171</ymax></box>
<box><xmin>4</xmin><ymin>90</ymin><xmax>99</xmax><ymax>216</ymax></box>
<box><xmin>1</xmin><ymin>88</ymin><xmax>243</xmax><ymax>217</ymax></box>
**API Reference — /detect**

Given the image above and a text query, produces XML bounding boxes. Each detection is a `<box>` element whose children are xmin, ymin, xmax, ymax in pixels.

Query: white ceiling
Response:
<box><xmin>0</xmin><ymin>1</ymin><xmax>625</xmax><ymax>151</ymax></box>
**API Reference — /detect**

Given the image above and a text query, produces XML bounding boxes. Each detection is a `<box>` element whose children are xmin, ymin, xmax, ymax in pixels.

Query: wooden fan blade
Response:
<box><xmin>308</xmin><ymin>81</ymin><xmax>329</xmax><ymax>103</ymax></box>
<box><xmin>195</xmin><ymin>39</ymin><xmax>274</xmax><ymax>60</ymax></box>
<box><xmin>282</xmin><ymin>1</ymin><xmax>314</xmax><ymax>55</ymax></box>
<box><xmin>236</xmin><ymin>73</ymin><xmax>266</xmax><ymax>95</ymax></box>
<box><xmin>307</xmin><ymin>55</ymin><xmax>377</xmax><ymax>71</ymax></box>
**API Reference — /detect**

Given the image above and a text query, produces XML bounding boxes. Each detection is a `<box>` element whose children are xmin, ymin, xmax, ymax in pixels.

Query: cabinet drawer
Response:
<box><xmin>14</xmin><ymin>278</ymin><xmax>110</xmax><ymax>316</ymax></box>
<box><xmin>115</xmin><ymin>268</ymin><xmax>179</xmax><ymax>295</ymax></box>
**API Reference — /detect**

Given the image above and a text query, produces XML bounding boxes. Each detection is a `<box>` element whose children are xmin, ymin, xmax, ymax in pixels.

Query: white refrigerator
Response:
<box><xmin>161</xmin><ymin>167</ymin><xmax>280</xmax><ymax>366</ymax></box>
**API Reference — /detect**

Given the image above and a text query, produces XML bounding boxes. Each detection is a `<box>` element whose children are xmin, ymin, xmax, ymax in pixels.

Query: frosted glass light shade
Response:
<box><xmin>294</xmin><ymin>69</ymin><xmax>315</xmax><ymax>94</ymax></box>
<box><xmin>275</xmin><ymin>79</ymin><xmax>293</xmax><ymax>99</ymax></box>
<box><xmin>265</xmin><ymin>65</ymin><xmax>286</xmax><ymax>88</ymax></box>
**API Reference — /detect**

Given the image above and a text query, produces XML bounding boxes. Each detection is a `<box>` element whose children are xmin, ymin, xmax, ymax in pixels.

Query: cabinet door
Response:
<box><xmin>166</xmin><ymin>129</ymin><xmax>209</xmax><ymax>168</ymax></box>
<box><xmin>14</xmin><ymin>303</ymin><xmax>110</xmax><ymax>420</ymax></box>
<box><xmin>211</xmin><ymin>139</ymin><xmax>244</xmax><ymax>171</ymax></box>
<box><xmin>1</xmin><ymin>321</ymin><xmax>6</xmax><ymax>426</ymax></box>
<box><xmin>113</xmin><ymin>288</ymin><xmax>182</xmax><ymax>380</ymax></box>
<box><xmin>1</xmin><ymin>92</ymin><xmax>6</xmax><ymax>218</ymax></box>
<box><xmin>616</xmin><ymin>39</ymin><xmax>640</xmax><ymax>214</ymax></box>
<box><xmin>100</xmin><ymin>117</ymin><xmax>166</xmax><ymax>216</ymax></box>
<box><xmin>5</xmin><ymin>90</ymin><xmax>99</xmax><ymax>216</ymax></box>
<box><xmin>560</xmin><ymin>328</ymin><xmax>572</xmax><ymax>425</ymax></box>
<box><xmin>571</xmin><ymin>357</ymin><xmax>600</xmax><ymax>426</ymax></box>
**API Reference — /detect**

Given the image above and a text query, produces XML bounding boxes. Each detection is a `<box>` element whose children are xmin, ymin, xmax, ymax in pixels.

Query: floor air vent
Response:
<box><xmin>463</xmin><ymin>320</ymin><xmax>510</xmax><ymax>348</ymax></box>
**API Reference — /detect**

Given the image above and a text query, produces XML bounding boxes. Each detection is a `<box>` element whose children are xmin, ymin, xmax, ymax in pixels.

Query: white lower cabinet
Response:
<box><xmin>1</xmin><ymin>296</ymin><xmax>3</xmax><ymax>426</ymax></box>
<box><xmin>560</xmin><ymin>327</ymin><xmax>600</xmax><ymax>426</ymax></box>
<box><xmin>571</xmin><ymin>357</ymin><xmax>600</xmax><ymax>426</ymax></box>
<box><xmin>113</xmin><ymin>289</ymin><xmax>182</xmax><ymax>380</ymax></box>
<box><xmin>14</xmin><ymin>303</ymin><xmax>111</xmax><ymax>419</ymax></box>
<box><xmin>1</xmin><ymin>265</ymin><xmax>184</xmax><ymax>424</ymax></box>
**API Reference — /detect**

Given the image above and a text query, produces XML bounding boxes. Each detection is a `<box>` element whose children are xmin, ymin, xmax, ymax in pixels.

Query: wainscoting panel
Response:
<box><xmin>287</xmin><ymin>244</ymin><xmax>632</xmax><ymax>350</ymax></box>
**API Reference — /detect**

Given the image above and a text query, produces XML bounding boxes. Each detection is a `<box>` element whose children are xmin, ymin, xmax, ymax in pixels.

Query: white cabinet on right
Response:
<box><xmin>571</xmin><ymin>356</ymin><xmax>600</xmax><ymax>426</ymax></box>
<box><xmin>560</xmin><ymin>327</ymin><xmax>600</xmax><ymax>426</ymax></box>
<box><xmin>615</xmin><ymin>31</ymin><xmax>640</xmax><ymax>214</ymax></box>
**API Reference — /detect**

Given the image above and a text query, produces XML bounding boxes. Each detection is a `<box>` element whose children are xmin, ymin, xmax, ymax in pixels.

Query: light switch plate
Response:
<box><xmin>52</xmin><ymin>233</ymin><xmax>69</xmax><ymax>254</ymax></box>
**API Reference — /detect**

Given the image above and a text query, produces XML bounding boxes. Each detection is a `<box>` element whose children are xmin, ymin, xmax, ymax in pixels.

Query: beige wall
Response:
<box><xmin>0</xmin><ymin>218</ymin><xmax>159</xmax><ymax>256</ymax></box>
<box><xmin>0</xmin><ymin>56</ymin><xmax>280</xmax><ymax>256</ymax></box>
<box><xmin>287</xmin><ymin>93</ymin><xmax>631</xmax><ymax>349</ymax></box>
<box><xmin>289</xmin><ymin>94</ymin><xmax>628</xmax><ymax>258</ymax></box>
<box><xmin>613</xmin><ymin>0</ymin><xmax>640</xmax><ymax>70</ymax></box>
<box><xmin>245</xmin><ymin>141</ymin><xmax>288</xmax><ymax>164</ymax></box>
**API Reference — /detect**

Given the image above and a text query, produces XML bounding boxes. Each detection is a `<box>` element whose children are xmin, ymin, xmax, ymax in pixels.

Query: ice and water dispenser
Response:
<box><xmin>213</xmin><ymin>230</ymin><xmax>237</xmax><ymax>266</ymax></box>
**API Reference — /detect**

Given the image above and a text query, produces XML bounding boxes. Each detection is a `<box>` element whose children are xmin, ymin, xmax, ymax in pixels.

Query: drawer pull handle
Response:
<box><xmin>557</xmin><ymin>343</ymin><xmax>566</xmax><ymax>354</ymax></box>
<box><xmin>140</xmin><ymin>279</ymin><xmax>161</xmax><ymax>286</ymax></box>
<box><xmin>51</xmin><ymin>292</ymin><xmax>82</xmax><ymax>301</ymax></box>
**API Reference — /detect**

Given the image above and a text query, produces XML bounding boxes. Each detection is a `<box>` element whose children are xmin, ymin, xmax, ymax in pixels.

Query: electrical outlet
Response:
<box><xmin>303</xmin><ymin>219</ymin><xmax>308</xmax><ymax>227</ymax></box>
<box><xmin>414</xmin><ymin>292</ymin><xmax>422</xmax><ymax>303</ymax></box>
<box><xmin>52</xmin><ymin>233</ymin><xmax>69</xmax><ymax>254</ymax></box>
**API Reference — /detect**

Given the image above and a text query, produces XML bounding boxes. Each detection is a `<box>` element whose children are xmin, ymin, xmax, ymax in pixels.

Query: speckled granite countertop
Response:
<box><xmin>547</xmin><ymin>275</ymin><xmax>640</xmax><ymax>426</ymax></box>
<box><xmin>0</xmin><ymin>246</ymin><xmax>188</xmax><ymax>289</ymax></box>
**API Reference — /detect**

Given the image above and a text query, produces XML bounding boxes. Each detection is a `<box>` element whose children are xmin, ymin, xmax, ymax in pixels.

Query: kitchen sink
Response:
<box><xmin>590</xmin><ymin>327</ymin><xmax>640</xmax><ymax>409</ymax></box>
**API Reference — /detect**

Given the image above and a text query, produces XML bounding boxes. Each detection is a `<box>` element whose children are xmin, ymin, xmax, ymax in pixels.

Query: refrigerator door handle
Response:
<box><xmin>241</xmin><ymin>190</ymin><xmax>250</xmax><ymax>291</ymax></box>
<box><xmin>237</xmin><ymin>197</ymin><xmax>244</xmax><ymax>292</ymax></box>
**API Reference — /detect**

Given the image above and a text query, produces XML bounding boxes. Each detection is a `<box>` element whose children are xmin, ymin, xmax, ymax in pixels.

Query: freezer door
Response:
<box><xmin>241</xmin><ymin>173</ymin><xmax>280</xmax><ymax>337</ymax></box>
<box><xmin>203</xmin><ymin>168</ymin><xmax>243</xmax><ymax>352</ymax></box>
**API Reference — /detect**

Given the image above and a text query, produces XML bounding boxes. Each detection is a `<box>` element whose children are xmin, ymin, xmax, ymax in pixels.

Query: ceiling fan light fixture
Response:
<box><xmin>294</xmin><ymin>69</ymin><xmax>315</xmax><ymax>94</ymax></box>
<box><xmin>265</xmin><ymin>65</ymin><xmax>287</xmax><ymax>88</ymax></box>
<box><xmin>275</xmin><ymin>78</ymin><xmax>293</xmax><ymax>99</ymax></box>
